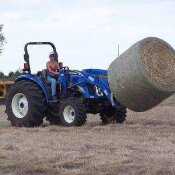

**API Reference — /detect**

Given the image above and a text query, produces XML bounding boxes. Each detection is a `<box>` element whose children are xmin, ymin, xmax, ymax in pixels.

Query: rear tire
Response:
<box><xmin>6</xmin><ymin>80</ymin><xmax>46</xmax><ymax>127</ymax></box>
<box><xmin>59</xmin><ymin>97</ymin><xmax>87</xmax><ymax>127</ymax></box>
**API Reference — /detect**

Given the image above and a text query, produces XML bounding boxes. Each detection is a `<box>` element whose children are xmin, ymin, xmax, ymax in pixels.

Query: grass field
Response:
<box><xmin>1</xmin><ymin>101</ymin><xmax>175</xmax><ymax>175</ymax></box>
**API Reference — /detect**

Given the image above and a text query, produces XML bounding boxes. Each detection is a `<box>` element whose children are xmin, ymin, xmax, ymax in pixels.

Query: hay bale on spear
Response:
<box><xmin>108</xmin><ymin>37</ymin><xmax>175</xmax><ymax>112</ymax></box>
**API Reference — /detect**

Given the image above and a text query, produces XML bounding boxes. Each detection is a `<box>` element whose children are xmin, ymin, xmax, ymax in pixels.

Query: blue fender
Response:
<box><xmin>77</xmin><ymin>85</ymin><xmax>94</xmax><ymax>99</ymax></box>
<box><xmin>15</xmin><ymin>74</ymin><xmax>50</xmax><ymax>102</ymax></box>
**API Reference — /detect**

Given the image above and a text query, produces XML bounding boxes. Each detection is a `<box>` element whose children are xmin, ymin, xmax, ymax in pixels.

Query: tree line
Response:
<box><xmin>0</xmin><ymin>70</ymin><xmax>21</xmax><ymax>80</ymax></box>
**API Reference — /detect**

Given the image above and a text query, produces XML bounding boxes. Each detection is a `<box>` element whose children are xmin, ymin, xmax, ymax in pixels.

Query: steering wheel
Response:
<box><xmin>60</xmin><ymin>66</ymin><xmax>69</xmax><ymax>71</ymax></box>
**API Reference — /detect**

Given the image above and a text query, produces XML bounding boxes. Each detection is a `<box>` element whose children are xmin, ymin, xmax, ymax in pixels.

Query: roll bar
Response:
<box><xmin>24</xmin><ymin>42</ymin><xmax>58</xmax><ymax>73</ymax></box>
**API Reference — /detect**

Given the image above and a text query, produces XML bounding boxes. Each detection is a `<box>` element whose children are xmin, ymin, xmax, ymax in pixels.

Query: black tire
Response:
<box><xmin>46</xmin><ymin>104</ymin><xmax>60</xmax><ymax>125</ymax></box>
<box><xmin>115</xmin><ymin>106</ymin><xmax>127</xmax><ymax>123</ymax></box>
<box><xmin>6</xmin><ymin>80</ymin><xmax>46</xmax><ymax>127</ymax></box>
<box><xmin>100</xmin><ymin>106</ymin><xmax>127</xmax><ymax>124</ymax></box>
<box><xmin>59</xmin><ymin>97</ymin><xmax>87</xmax><ymax>127</ymax></box>
<box><xmin>100</xmin><ymin>114</ymin><xmax>114</xmax><ymax>125</ymax></box>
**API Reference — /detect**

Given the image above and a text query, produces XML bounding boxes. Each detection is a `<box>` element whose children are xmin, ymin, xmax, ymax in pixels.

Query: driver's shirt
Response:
<box><xmin>47</xmin><ymin>61</ymin><xmax>59</xmax><ymax>76</ymax></box>
<box><xmin>46</xmin><ymin>61</ymin><xmax>59</xmax><ymax>78</ymax></box>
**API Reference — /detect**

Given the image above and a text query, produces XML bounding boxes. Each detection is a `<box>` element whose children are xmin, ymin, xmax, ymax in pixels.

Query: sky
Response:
<box><xmin>0</xmin><ymin>0</ymin><xmax>175</xmax><ymax>74</ymax></box>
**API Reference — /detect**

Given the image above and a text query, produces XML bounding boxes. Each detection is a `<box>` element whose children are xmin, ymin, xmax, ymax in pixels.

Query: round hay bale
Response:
<box><xmin>108</xmin><ymin>37</ymin><xmax>175</xmax><ymax>112</ymax></box>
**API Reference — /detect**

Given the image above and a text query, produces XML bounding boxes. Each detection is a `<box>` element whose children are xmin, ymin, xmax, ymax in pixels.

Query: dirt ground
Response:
<box><xmin>1</xmin><ymin>103</ymin><xmax>175</xmax><ymax>175</ymax></box>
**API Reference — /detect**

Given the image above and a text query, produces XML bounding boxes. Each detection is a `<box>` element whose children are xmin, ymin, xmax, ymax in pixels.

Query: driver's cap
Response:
<box><xmin>49</xmin><ymin>51</ymin><xmax>58</xmax><ymax>58</ymax></box>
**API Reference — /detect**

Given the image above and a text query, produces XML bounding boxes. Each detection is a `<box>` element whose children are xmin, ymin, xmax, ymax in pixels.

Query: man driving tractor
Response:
<box><xmin>46</xmin><ymin>52</ymin><xmax>59</xmax><ymax>100</ymax></box>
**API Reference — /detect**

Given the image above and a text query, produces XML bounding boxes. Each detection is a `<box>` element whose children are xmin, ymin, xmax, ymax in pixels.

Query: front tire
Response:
<box><xmin>115</xmin><ymin>106</ymin><xmax>127</xmax><ymax>123</ymax></box>
<box><xmin>59</xmin><ymin>97</ymin><xmax>87</xmax><ymax>127</ymax></box>
<box><xmin>100</xmin><ymin>106</ymin><xmax>127</xmax><ymax>124</ymax></box>
<box><xmin>6</xmin><ymin>81</ymin><xmax>46</xmax><ymax>127</ymax></box>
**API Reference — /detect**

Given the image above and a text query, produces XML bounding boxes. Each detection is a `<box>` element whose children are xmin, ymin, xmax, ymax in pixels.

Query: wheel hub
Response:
<box><xmin>63</xmin><ymin>105</ymin><xmax>75</xmax><ymax>123</ymax></box>
<box><xmin>20</xmin><ymin>102</ymin><xmax>24</xmax><ymax>108</ymax></box>
<box><xmin>12</xmin><ymin>93</ymin><xmax>29</xmax><ymax>119</ymax></box>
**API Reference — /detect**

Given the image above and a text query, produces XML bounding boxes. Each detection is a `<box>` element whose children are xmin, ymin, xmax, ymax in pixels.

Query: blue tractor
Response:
<box><xmin>5</xmin><ymin>42</ymin><xmax>127</xmax><ymax>127</ymax></box>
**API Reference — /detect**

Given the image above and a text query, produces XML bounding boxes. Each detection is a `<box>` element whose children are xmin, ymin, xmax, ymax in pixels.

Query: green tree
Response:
<box><xmin>0</xmin><ymin>25</ymin><xmax>5</xmax><ymax>54</ymax></box>
<box><xmin>0</xmin><ymin>71</ymin><xmax>5</xmax><ymax>78</ymax></box>
<box><xmin>8</xmin><ymin>71</ymin><xmax>15</xmax><ymax>78</ymax></box>
<box><xmin>8</xmin><ymin>70</ymin><xmax>22</xmax><ymax>80</ymax></box>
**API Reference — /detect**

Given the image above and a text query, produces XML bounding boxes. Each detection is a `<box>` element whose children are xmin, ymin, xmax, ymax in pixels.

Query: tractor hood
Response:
<box><xmin>82</xmin><ymin>69</ymin><xmax>108</xmax><ymax>78</ymax></box>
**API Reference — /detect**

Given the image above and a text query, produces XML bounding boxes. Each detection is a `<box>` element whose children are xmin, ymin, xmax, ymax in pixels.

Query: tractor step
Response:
<box><xmin>49</xmin><ymin>99</ymin><xmax>59</xmax><ymax>103</ymax></box>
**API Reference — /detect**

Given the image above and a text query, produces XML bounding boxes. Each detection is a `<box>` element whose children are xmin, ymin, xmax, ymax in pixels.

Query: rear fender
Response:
<box><xmin>16</xmin><ymin>74</ymin><xmax>50</xmax><ymax>102</ymax></box>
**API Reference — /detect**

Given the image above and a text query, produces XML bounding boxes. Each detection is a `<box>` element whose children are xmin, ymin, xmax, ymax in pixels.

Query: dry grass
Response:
<box><xmin>1</xmin><ymin>103</ymin><xmax>175</xmax><ymax>175</ymax></box>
